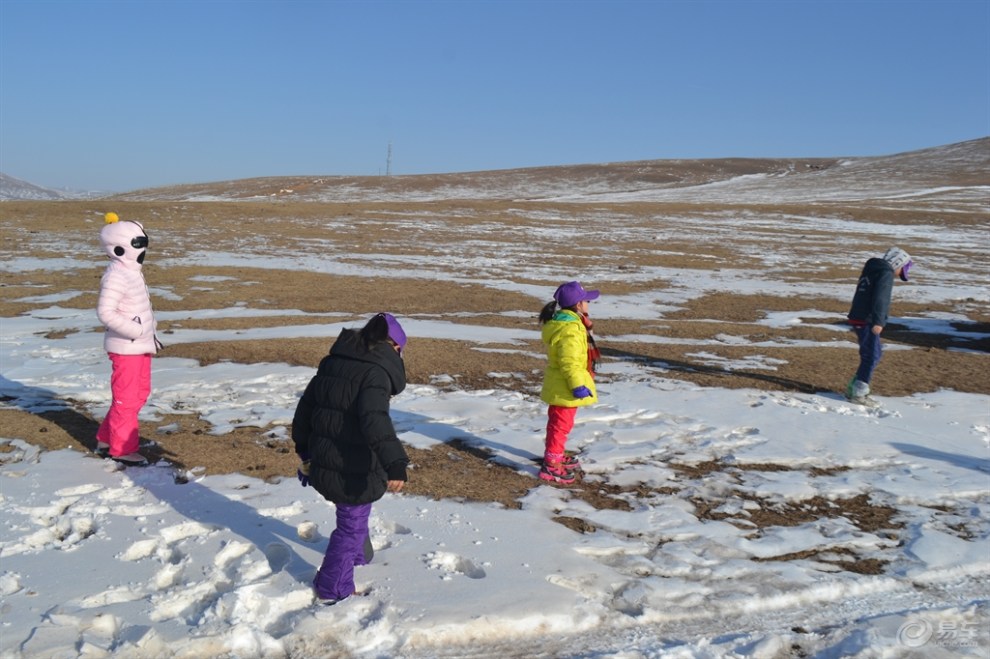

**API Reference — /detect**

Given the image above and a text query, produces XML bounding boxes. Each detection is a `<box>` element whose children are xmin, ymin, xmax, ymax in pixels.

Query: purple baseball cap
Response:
<box><xmin>381</xmin><ymin>313</ymin><xmax>407</xmax><ymax>351</ymax></box>
<box><xmin>553</xmin><ymin>281</ymin><xmax>600</xmax><ymax>308</ymax></box>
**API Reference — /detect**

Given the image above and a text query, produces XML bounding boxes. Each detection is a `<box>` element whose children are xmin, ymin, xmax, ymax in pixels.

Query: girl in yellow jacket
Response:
<box><xmin>538</xmin><ymin>281</ymin><xmax>600</xmax><ymax>484</ymax></box>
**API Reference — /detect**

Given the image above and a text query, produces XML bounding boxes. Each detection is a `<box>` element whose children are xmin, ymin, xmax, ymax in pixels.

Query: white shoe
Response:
<box><xmin>849</xmin><ymin>379</ymin><xmax>871</xmax><ymax>399</ymax></box>
<box><xmin>845</xmin><ymin>379</ymin><xmax>880</xmax><ymax>406</ymax></box>
<box><xmin>112</xmin><ymin>452</ymin><xmax>148</xmax><ymax>466</ymax></box>
<box><xmin>95</xmin><ymin>441</ymin><xmax>110</xmax><ymax>455</ymax></box>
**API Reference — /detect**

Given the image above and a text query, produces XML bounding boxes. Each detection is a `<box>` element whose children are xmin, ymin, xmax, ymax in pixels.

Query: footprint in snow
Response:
<box><xmin>546</xmin><ymin>573</ymin><xmax>600</xmax><ymax>597</ymax></box>
<box><xmin>423</xmin><ymin>551</ymin><xmax>486</xmax><ymax>579</ymax></box>
<box><xmin>54</xmin><ymin>483</ymin><xmax>105</xmax><ymax>497</ymax></box>
<box><xmin>264</xmin><ymin>542</ymin><xmax>291</xmax><ymax>573</ymax></box>
<box><xmin>383</xmin><ymin>521</ymin><xmax>412</xmax><ymax>535</ymax></box>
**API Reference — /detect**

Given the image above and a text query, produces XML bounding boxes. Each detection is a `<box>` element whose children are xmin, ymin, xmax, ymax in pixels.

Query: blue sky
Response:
<box><xmin>1</xmin><ymin>0</ymin><xmax>987</xmax><ymax>192</ymax></box>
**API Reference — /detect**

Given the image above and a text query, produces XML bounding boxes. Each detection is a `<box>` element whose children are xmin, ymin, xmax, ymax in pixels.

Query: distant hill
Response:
<box><xmin>107</xmin><ymin>137</ymin><xmax>989</xmax><ymax>206</ymax></box>
<box><xmin>0</xmin><ymin>173</ymin><xmax>68</xmax><ymax>201</ymax></box>
<box><xmin>0</xmin><ymin>173</ymin><xmax>110</xmax><ymax>201</ymax></box>
<box><xmin>4</xmin><ymin>137</ymin><xmax>987</xmax><ymax>205</ymax></box>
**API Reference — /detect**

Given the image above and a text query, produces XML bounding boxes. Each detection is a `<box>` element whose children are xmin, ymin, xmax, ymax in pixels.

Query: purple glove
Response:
<box><xmin>572</xmin><ymin>386</ymin><xmax>593</xmax><ymax>399</ymax></box>
<box><xmin>297</xmin><ymin>452</ymin><xmax>311</xmax><ymax>487</ymax></box>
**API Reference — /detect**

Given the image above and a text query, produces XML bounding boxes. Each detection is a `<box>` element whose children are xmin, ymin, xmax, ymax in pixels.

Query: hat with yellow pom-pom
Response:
<box><xmin>100</xmin><ymin>211</ymin><xmax>149</xmax><ymax>265</ymax></box>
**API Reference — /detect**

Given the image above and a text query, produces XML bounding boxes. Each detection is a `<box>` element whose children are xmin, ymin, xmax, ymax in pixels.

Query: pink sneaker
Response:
<box><xmin>539</xmin><ymin>462</ymin><xmax>576</xmax><ymax>485</ymax></box>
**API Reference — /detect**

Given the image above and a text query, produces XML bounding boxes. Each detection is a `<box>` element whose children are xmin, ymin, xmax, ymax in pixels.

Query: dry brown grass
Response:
<box><xmin>2</xmin><ymin>162</ymin><xmax>988</xmax><ymax>566</ymax></box>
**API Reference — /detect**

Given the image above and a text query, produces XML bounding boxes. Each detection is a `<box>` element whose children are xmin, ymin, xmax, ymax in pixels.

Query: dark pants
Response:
<box><xmin>313</xmin><ymin>502</ymin><xmax>373</xmax><ymax>600</ymax></box>
<box><xmin>854</xmin><ymin>325</ymin><xmax>883</xmax><ymax>384</ymax></box>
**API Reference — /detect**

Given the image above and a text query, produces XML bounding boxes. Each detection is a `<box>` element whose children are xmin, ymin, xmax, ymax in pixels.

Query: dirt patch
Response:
<box><xmin>403</xmin><ymin>440</ymin><xmax>532</xmax><ymax>509</ymax></box>
<box><xmin>691</xmin><ymin>492</ymin><xmax>901</xmax><ymax>535</ymax></box>
<box><xmin>2</xmin><ymin>194</ymin><xmax>987</xmax><ymax>576</ymax></box>
<box><xmin>752</xmin><ymin>547</ymin><xmax>889</xmax><ymax>576</ymax></box>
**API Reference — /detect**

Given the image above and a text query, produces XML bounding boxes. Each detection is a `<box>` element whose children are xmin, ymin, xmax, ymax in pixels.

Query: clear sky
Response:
<box><xmin>1</xmin><ymin>0</ymin><xmax>987</xmax><ymax>192</ymax></box>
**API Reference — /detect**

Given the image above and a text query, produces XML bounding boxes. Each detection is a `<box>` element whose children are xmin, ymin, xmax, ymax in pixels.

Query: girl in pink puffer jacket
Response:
<box><xmin>95</xmin><ymin>212</ymin><xmax>161</xmax><ymax>465</ymax></box>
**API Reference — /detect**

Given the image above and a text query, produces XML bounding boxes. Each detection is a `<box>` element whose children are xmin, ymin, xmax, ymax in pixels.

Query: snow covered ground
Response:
<box><xmin>2</xmin><ymin>294</ymin><xmax>988</xmax><ymax>657</ymax></box>
<box><xmin>1</xmin><ymin>144</ymin><xmax>988</xmax><ymax>657</ymax></box>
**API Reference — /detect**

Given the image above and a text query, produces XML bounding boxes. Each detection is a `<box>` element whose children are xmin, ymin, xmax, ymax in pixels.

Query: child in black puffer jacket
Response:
<box><xmin>292</xmin><ymin>313</ymin><xmax>409</xmax><ymax>605</ymax></box>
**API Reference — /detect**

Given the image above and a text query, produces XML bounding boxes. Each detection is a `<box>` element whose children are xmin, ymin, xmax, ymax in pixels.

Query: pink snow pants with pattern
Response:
<box><xmin>96</xmin><ymin>353</ymin><xmax>151</xmax><ymax>457</ymax></box>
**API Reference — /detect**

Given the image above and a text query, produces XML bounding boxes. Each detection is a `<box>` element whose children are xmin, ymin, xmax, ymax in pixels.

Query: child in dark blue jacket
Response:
<box><xmin>846</xmin><ymin>247</ymin><xmax>913</xmax><ymax>404</ymax></box>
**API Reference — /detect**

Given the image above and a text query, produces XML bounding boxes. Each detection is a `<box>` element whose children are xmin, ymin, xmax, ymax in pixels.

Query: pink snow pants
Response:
<box><xmin>96</xmin><ymin>353</ymin><xmax>151</xmax><ymax>457</ymax></box>
<box><xmin>544</xmin><ymin>405</ymin><xmax>578</xmax><ymax>460</ymax></box>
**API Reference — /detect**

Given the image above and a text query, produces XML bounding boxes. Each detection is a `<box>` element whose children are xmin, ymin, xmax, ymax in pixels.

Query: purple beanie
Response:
<box><xmin>381</xmin><ymin>313</ymin><xmax>407</xmax><ymax>350</ymax></box>
<box><xmin>553</xmin><ymin>281</ymin><xmax>600</xmax><ymax>308</ymax></box>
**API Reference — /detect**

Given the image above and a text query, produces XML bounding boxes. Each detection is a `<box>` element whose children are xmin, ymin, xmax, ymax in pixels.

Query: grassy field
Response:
<box><xmin>2</xmin><ymin>148</ymin><xmax>988</xmax><ymax>513</ymax></box>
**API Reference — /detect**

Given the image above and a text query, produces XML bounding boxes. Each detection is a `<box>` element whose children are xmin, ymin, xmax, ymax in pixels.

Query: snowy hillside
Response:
<box><xmin>0</xmin><ymin>173</ymin><xmax>67</xmax><ymax>201</ymax></box>
<box><xmin>0</xmin><ymin>173</ymin><xmax>110</xmax><ymax>201</ymax></box>
<box><xmin>106</xmin><ymin>137</ymin><xmax>990</xmax><ymax>207</ymax></box>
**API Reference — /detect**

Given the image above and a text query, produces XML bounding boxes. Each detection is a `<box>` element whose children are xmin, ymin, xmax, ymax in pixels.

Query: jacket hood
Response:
<box><xmin>100</xmin><ymin>219</ymin><xmax>148</xmax><ymax>270</ymax></box>
<box><xmin>329</xmin><ymin>328</ymin><xmax>406</xmax><ymax>396</ymax></box>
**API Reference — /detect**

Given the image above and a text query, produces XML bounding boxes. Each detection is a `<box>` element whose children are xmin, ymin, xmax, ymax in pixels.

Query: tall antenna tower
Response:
<box><xmin>386</xmin><ymin>142</ymin><xmax>392</xmax><ymax>177</ymax></box>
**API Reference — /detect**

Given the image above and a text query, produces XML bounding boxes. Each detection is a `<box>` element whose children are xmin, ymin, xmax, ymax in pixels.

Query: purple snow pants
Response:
<box><xmin>313</xmin><ymin>502</ymin><xmax>373</xmax><ymax>600</ymax></box>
